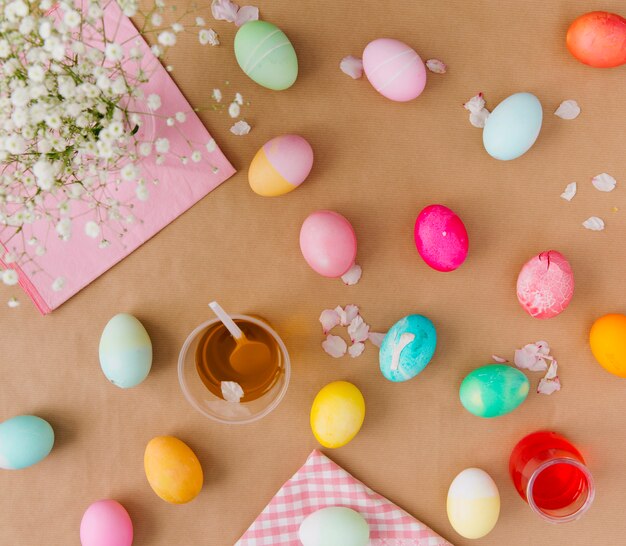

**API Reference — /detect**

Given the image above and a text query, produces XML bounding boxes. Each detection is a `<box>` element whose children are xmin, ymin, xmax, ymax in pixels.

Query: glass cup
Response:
<box><xmin>509</xmin><ymin>431</ymin><xmax>595</xmax><ymax>523</ymax></box>
<box><xmin>178</xmin><ymin>315</ymin><xmax>290</xmax><ymax>424</ymax></box>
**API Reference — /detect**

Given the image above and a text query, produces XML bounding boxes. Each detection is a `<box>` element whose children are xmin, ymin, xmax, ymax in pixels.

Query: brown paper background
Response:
<box><xmin>3</xmin><ymin>0</ymin><xmax>626</xmax><ymax>544</ymax></box>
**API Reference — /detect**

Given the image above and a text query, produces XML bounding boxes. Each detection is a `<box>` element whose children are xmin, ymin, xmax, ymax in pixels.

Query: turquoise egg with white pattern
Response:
<box><xmin>0</xmin><ymin>415</ymin><xmax>54</xmax><ymax>470</ymax></box>
<box><xmin>379</xmin><ymin>315</ymin><xmax>437</xmax><ymax>382</ymax></box>
<box><xmin>99</xmin><ymin>313</ymin><xmax>152</xmax><ymax>388</ymax></box>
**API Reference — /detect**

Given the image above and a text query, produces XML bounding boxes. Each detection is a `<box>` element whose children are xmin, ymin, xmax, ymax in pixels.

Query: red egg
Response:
<box><xmin>566</xmin><ymin>11</ymin><xmax>626</xmax><ymax>68</ymax></box>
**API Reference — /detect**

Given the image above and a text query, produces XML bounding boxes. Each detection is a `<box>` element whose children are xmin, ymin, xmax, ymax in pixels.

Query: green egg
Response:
<box><xmin>460</xmin><ymin>364</ymin><xmax>529</xmax><ymax>418</ymax></box>
<box><xmin>234</xmin><ymin>20</ymin><xmax>298</xmax><ymax>91</ymax></box>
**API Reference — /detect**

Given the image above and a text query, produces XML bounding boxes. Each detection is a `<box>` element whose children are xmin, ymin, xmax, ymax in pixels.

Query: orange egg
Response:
<box><xmin>589</xmin><ymin>314</ymin><xmax>626</xmax><ymax>377</ymax></box>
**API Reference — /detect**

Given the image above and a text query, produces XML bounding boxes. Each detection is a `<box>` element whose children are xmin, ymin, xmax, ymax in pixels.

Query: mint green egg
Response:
<box><xmin>234</xmin><ymin>20</ymin><xmax>298</xmax><ymax>91</ymax></box>
<box><xmin>0</xmin><ymin>415</ymin><xmax>54</xmax><ymax>469</ymax></box>
<box><xmin>99</xmin><ymin>313</ymin><xmax>152</xmax><ymax>388</ymax></box>
<box><xmin>460</xmin><ymin>365</ymin><xmax>529</xmax><ymax>418</ymax></box>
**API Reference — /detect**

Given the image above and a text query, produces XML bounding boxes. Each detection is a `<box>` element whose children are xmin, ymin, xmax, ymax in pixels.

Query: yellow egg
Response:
<box><xmin>144</xmin><ymin>436</ymin><xmax>203</xmax><ymax>504</ymax></box>
<box><xmin>310</xmin><ymin>381</ymin><xmax>365</xmax><ymax>448</ymax></box>
<box><xmin>447</xmin><ymin>468</ymin><xmax>500</xmax><ymax>539</ymax></box>
<box><xmin>590</xmin><ymin>313</ymin><xmax>626</xmax><ymax>377</ymax></box>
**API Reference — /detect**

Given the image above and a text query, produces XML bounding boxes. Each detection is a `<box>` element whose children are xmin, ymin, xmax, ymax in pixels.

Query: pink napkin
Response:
<box><xmin>236</xmin><ymin>450</ymin><xmax>453</xmax><ymax>546</ymax></box>
<box><xmin>0</xmin><ymin>1</ymin><xmax>235</xmax><ymax>314</ymax></box>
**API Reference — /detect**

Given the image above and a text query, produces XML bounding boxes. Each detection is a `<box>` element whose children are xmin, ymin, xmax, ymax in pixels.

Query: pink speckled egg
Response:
<box><xmin>516</xmin><ymin>250</ymin><xmax>574</xmax><ymax>319</ymax></box>
<box><xmin>414</xmin><ymin>205</ymin><xmax>469</xmax><ymax>272</ymax></box>
<box><xmin>362</xmin><ymin>38</ymin><xmax>427</xmax><ymax>102</ymax></box>
<box><xmin>300</xmin><ymin>210</ymin><xmax>357</xmax><ymax>278</ymax></box>
<box><xmin>80</xmin><ymin>500</ymin><xmax>133</xmax><ymax>546</ymax></box>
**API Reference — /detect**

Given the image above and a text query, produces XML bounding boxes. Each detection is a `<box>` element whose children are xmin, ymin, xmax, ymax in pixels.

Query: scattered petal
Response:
<box><xmin>426</xmin><ymin>58</ymin><xmax>447</xmax><ymax>73</ymax></box>
<box><xmin>234</xmin><ymin>92</ymin><xmax>244</xmax><ymax>105</ymax></box>
<box><xmin>560</xmin><ymin>182</ymin><xmax>577</xmax><ymax>201</ymax></box>
<box><xmin>583</xmin><ymin>216</ymin><xmax>605</xmax><ymax>231</ymax></box>
<box><xmin>199</xmin><ymin>28</ymin><xmax>219</xmax><ymax>46</ymax></box>
<box><xmin>348</xmin><ymin>342</ymin><xmax>365</xmax><ymax>358</ymax></box>
<box><xmin>341</xmin><ymin>264</ymin><xmax>362</xmax><ymax>285</ymax></box>
<box><xmin>7</xmin><ymin>297</ymin><xmax>20</xmax><ymax>308</ymax></box>
<box><xmin>545</xmin><ymin>360</ymin><xmax>558</xmax><ymax>379</ymax></box>
<box><xmin>228</xmin><ymin>102</ymin><xmax>241</xmax><ymax>118</ymax></box>
<box><xmin>335</xmin><ymin>304</ymin><xmax>359</xmax><ymax>327</ymax></box>
<box><xmin>514</xmin><ymin>344</ymin><xmax>548</xmax><ymax>372</ymax></box>
<box><xmin>535</xmin><ymin>340</ymin><xmax>550</xmax><ymax>356</ymax></box>
<box><xmin>537</xmin><ymin>376</ymin><xmax>561</xmax><ymax>395</ymax></box>
<box><xmin>221</xmin><ymin>381</ymin><xmax>244</xmax><ymax>402</ymax></box>
<box><xmin>469</xmin><ymin>108</ymin><xmax>490</xmax><ymax>128</ymax></box>
<box><xmin>319</xmin><ymin>308</ymin><xmax>340</xmax><ymax>334</ymax></box>
<box><xmin>592</xmin><ymin>173</ymin><xmax>616</xmax><ymax>192</ymax></box>
<box><xmin>491</xmin><ymin>354</ymin><xmax>509</xmax><ymax>363</ymax></box>
<box><xmin>390</xmin><ymin>333</ymin><xmax>415</xmax><ymax>371</ymax></box>
<box><xmin>463</xmin><ymin>93</ymin><xmax>486</xmax><ymax>114</ymax></box>
<box><xmin>322</xmin><ymin>334</ymin><xmax>348</xmax><ymax>358</ymax></box>
<box><xmin>235</xmin><ymin>5</ymin><xmax>259</xmax><ymax>27</ymax></box>
<box><xmin>230</xmin><ymin>120</ymin><xmax>251</xmax><ymax>135</ymax></box>
<box><xmin>211</xmin><ymin>0</ymin><xmax>239</xmax><ymax>22</ymax></box>
<box><xmin>554</xmin><ymin>100</ymin><xmax>580</xmax><ymax>120</ymax></box>
<box><xmin>212</xmin><ymin>88</ymin><xmax>222</xmax><ymax>102</ymax></box>
<box><xmin>340</xmin><ymin>55</ymin><xmax>363</xmax><ymax>79</ymax></box>
<box><xmin>368</xmin><ymin>332</ymin><xmax>386</xmax><ymax>347</ymax></box>
<box><xmin>348</xmin><ymin>315</ymin><xmax>370</xmax><ymax>343</ymax></box>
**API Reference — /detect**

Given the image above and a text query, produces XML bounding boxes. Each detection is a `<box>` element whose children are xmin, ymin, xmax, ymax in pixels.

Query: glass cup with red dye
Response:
<box><xmin>509</xmin><ymin>431</ymin><xmax>595</xmax><ymax>523</ymax></box>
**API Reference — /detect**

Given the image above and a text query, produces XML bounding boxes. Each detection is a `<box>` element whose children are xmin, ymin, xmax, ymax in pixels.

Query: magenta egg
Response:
<box><xmin>516</xmin><ymin>250</ymin><xmax>574</xmax><ymax>319</ymax></box>
<box><xmin>414</xmin><ymin>205</ymin><xmax>469</xmax><ymax>272</ymax></box>
<box><xmin>80</xmin><ymin>500</ymin><xmax>133</xmax><ymax>546</ymax></box>
<box><xmin>299</xmin><ymin>210</ymin><xmax>357</xmax><ymax>278</ymax></box>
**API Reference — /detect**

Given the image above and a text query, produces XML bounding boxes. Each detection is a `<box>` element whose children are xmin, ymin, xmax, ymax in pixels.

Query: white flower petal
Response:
<box><xmin>340</xmin><ymin>55</ymin><xmax>363</xmax><ymax>79</ymax></box>
<box><xmin>322</xmin><ymin>334</ymin><xmax>347</xmax><ymax>358</ymax></box>
<box><xmin>228</xmin><ymin>102</ymin><xmax>241</xmax><ymax>118</ymax></box>
<box><xmin>560</xmin><ymin>182</ymin><xmax>577</xmax><ymax>201</ymax></box>
<box><xmin>211</xmin><ymin>0</ymin><xmax>239</xmax><ymax>22</ymax></box>
<box><xmin>463</xmin><ymin>93</ymin><xmax>486</xmax><ymax>114</ymax></box>
<box><xmin>426</xmin><ymin>58</ymin><xmax>447</xmax><ymax>73</ymax></box>
<box><xmin>368</xmin><ymin>332</ymin><xmax>386</xmax><ymax>348</ymax></box>
<box><xmin>537</xmin><ymin>376</ymin><xmax>561</xmax><ymax>395</ymax></box>
<box><xmin>583</xmin><ymin>216</ymin><xmax>605</xmax><ymax>231</ymax></box>
<box><xmin>491</xmin><ymin>354</ymin><xmax>509</xmax><ymax>363</ymax></box>
<box><xmin>221</xmin><ymin>381</ymin><xmax>244</xmax><ymax>403</ymax></box>
<box><xmin>554</xmin><ymin>100</ymin><xmax>580</xmax><ymax>120</ymax></box>
<box><xmin>469</xmin><ymin>108</ymin><xmax>490</xmax><ymax>128</ymax></box>
<box><xmin>235</xmin><ymin>5</ymin><xmax>259</xmax><ymax>27</ymax></box>
<box><xmin>319</xmin><ymin>309</ymin><xmax>340</xmax><ymax>334</ymax></box>
<box><xmin>535</xmin><ymin>341</ymin><xmax>550</xmax><ymax>355</ymax></box>
<box><xmin>348</xmin><ymin>342</ymin><xmax>365</xmax><ymax>358</ymax></box>
<box><xmin>545</xmin><ymin>360</ymin><xmax>558</xmax><ymax>380</ymax></box>
<box><xmin>341</xmin><ymin>264</ymin><xmax>362</xmax><ymax>285</ymax></box>
<box><xmin>591</xmin><ymin>173</ymin><xmax>616</xmax><ymax>192</ymax></box>
<box><xmin>334</xmin><ymin>304</ymin><xmax>359</xmax><ymax>327</ymax></box>
<box><xmin>206</xmin><ymin>139</ymin><xmax>217</xmax><ymax>152</ymax></box>
<box><xmin>212</xmin><ymin>88</ymin><xmax>222</xmax><ymax>103</ymax></box>
<box><xmin>348</xmin><ymin>315</ymin><xmax>369</xmax><ymax>343</ymax></box>
<box><xmin>230</xmin><ymin>120</ymin><xmax>251</xmax><ymax>135</ymax></box>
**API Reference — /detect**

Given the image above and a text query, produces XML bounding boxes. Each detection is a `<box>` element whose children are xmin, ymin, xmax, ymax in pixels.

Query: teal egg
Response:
<box><xmin>99</xmin><ymin>313</ymin><xmax>152</xmax><ymax>388</ymax></box>
<box><xmin>234</xmin><ymin>20</ymin><xmax>298</xmax><ymax>91</ymax></box>
<box><xmin>460</xmin><ymin>364</ymin><xmax>529</xmax><ymax>418</ymax></box>
<box><xmin>0</xmin><ymin>415</ymin><xmax>54</xmax><ymax>470</ymax></box>
<box><xmin>482</xmin><ymin>92</ymin><xmax>542</xmax><ymax>160</ymax></box>
<box><xmin>379</xmin><ymin>315</ymin><xmax>437</xmax><ymax>382</ymax></box>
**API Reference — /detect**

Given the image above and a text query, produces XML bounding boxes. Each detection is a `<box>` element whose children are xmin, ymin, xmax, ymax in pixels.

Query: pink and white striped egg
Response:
<box><xmin>362</xmin><ymin>38</ymin><xmax>427</xmax><ymax>102</ymax></box>
<box><xmin>516</xmin><ymin>250</ymin><xmax>574</xmax><ymax>319</ymax></box>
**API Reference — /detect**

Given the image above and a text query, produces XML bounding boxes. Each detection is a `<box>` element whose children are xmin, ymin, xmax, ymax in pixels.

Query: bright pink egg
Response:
<box><xmin>516</xmin><ymin>250</ymin><xmax>574</xmax><ymax>319</ymax></box>
<box><xmin>362</xmin><ymin>38</ymin><xmax>427</xmax><ymax>102</ymax></box>
<box><xmin>299</xmin><ymin>210</ymin><xmax>357</xmax><ymax>278</ymax></box>
<box><xmin>414</xmin><ymin>205</ymin><xmax>469</xmax><ymax>272</ymax></box>
<box><xmin>80</xmin><ymin>500</ymin><xmax>133</xmax><ymax>546</ymax></box>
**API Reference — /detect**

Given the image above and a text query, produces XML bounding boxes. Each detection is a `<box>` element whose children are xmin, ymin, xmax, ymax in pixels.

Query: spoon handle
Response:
<box><xmin>208</xmin><ymin>301</ymin><xmax>244</xmax><ymax>340</ymax></box>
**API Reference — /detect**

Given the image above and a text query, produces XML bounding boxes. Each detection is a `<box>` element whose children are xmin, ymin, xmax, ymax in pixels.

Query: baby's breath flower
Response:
<box><xmin>51</xmin><ymin>277</ymin><xmax>66</xmax><ymax>292</ymax></box>
<box><xmin>147</xmin><ymin>94</ymin><xmax>161</xmax><ymax>111</ymax></box>
<box><xmin>105</xmin><ymin>43</ymin><xmax>123</xmax><ymax>62</ymax></box>
<box><xmin>206</xmin><ymin>139</ymin><xmax>216</xmax><ymax>152</ymax></box>
<box><xmin>155</xmin><ymin>138</ymin><xmax>170</xmax><ymax>154</ymax></box>
<box><xmin>175</xmin><ymin>111</ymin><xmax>186</xmax><ymax>123</ymax></box>
<box><xmin>191</xmin><ymin>150</ymin><xmax>202</xmax><ymax>163</ymax></box>
<box><xmin>158</xmin><ymin>31</ymin><xmax>176</xmax><ymax>47</ymax></box>
<box><xmin>1</xmin><ymin>269</ymin><xmax>18</xmax><ymax>286</ymax></box>
<box><xmin>199</xmin><ymin>28</ymin><xmax>219</xmax><ymax>46</ymax></box>
<box><xmin>84</xmin><ymin>221</ymin><xmax>100</xmax><ymax>238</ymax></box>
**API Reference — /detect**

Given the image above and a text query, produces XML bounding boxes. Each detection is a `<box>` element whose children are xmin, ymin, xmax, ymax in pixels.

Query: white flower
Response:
<box><xmin>85</xmin><ymin>221</ymin><xmax>100</xmax><ymax>238</ymax></box>
<box><xmin>139</xmin><ymin>142</ymin><xmax>152</xmax><ymax>156</ymax></box>
<box><xmin>129</xmin><ymin>46</ymin><xmax>141</xmax><ymax>59</ymax></box>
<box><xmin>150</xmin><ymin>44</ymin><xmax>162</xmax><ymax>57</ymax></box>
<box><xmin>19</xmin><ymin>15</ymin><xmax>34</xmax><ymax>34</ymax></box>
<box><xmin>199</xmin><ymin>28</ymin><xmax>219</xmax><ymax>46</ymax></box>
<box><xmin>206</xmin><ymin>139</ymin><xmax>216</xmax><ymax>152</ymax></box>
<box><xmin>118</xmin><ymin>0</ymin><xmax>138</xmax><ymax>17</ymax></box>
<box><xmin>158</xmin><ymin>31</ymin><xmax>176</xmax><ymax>47</ymax></box>
<box><xmin>234</xmin><ymin>92</ymin><xmax>243</xmax><ymax>105</ymax></box>
<box><xmin>105</xmin><ymin>43</ymin><xmax>124</xmax><ymax>62</ymax></box>
<box><xmin>136</xmin><ymin>184</ymin><xmax>149</xmax><ymax>201</ymax></box>
<box><xmin>111</xmin><ymin>78</ymin><xmax>127</xmax><ymax>95</ymax></box>
<box><xmin>228</xmin><ymin>102</ymin><xmax>240</xmax><ymax>118</ymax></box>
<box><xmin>147</xmin><ymin>93</ymin><xmax>161</xmax><ymax>111</ymax></box>
<box><xmin>27</xmin><ymin>65</ymin><xmax>45</xmax><ymax>82</ymax></box>
<box><xmin>33</xmin><ymin>160</ymin><xmax>55</xmax><ymax>189</ymax></box>
<box><xmin>191</xmin><ymin>151</ymin><xmax>202</xmax><ymax>162</ymax></box>
<box><xmin>63</xmin><ymin>10</ymin><xmax>81</xmax><ymax>28</ymax></box>
<box><xmin>155</xmin><ymin>138</ymin><xmax>170</xmax><ymax>153</ymax></box>
<box><xmin>96</xmin><ymin>74</ymin><xmax>111</xmax><ymax>91</ymax></box>
<box><xmin>7</xmin><ymin>297</ymin><xmax>20</xmax><ymax>308</ymax></box>
<box><xmin>172</xmin><ymin>23</ymin><xmax>184</xmax><ymax>33</ymax></box>
<box><xmin>0</xmin><ymin>40</ymin><xmax>10</xmax><ymax>59</ymax></box>
<box><xmin>121</xmin><ymin>163</ymin><xmax>138</xmax><ymax>181</ymax></box>
<box><xmin>151</xmin><ymin>12</ymin><xmax>163</xmax><ymax>26</ymax></box>
<box><xmin>88</xmin><ymin>3</ymin><xmax>103</xmax><ymax>18</ymax></box>
<box><xmin>212</xmin><ymin>88</ymin><xmax>222</xmax><ymax>102</ymax></box>
<box><xmin>1</xmin><ymin>269</ymin><xmax>18</xmax><ymax>286</ymax></box>
<box><xmin>196</xmin><ymin>16</ymin><xmax>206</xmax><ymax>26</ymax></box>
<box><xmin>5</xmin><ymin>135</ymin><xmax>26</xmax><ymax>155</ymax></box>
<box><xmin>175</xmin><ymin>111</ymin><xmax>186</xmax><ymax>123</ymax></box>
<box><xmin>56</xmin><ymin>218</ymin><xmax>72</xmax><ymax>240</ymax></box>
<box><xmin>166</xmin><ymin>117</ymin><xmax>175</xmax><ymax>126</ymax></box>
<box><xmin>51</xmin><ymin>277</ymin><xmax>66</xmax><ymax>292</ymax></box>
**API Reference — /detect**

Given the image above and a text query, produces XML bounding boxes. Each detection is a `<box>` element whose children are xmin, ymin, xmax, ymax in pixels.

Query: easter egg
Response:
<box><xmin>234</xmin><ymin>21</ymin><xmax>298</xmax><ymax>91</ymax></box>
<box><xmin>144</xmin><ymin>436</ymin><xmax>203</xmax><ymax>504</ymax></box>
<box><xmin>310</xmin><ymin>381</ymin><xmax>365</xmax><ymax>448</ymax></box>
<box><xmin>379</xmin><ymin>315</ymin><xmax>437</xmax><ymax>382</ymax></box>
<box><xmin>460</xmin><ymin>365</ymin><xmax>529</xmax><ymax>418</ymax></box>
<box><xmin>299</xmin><ymin>507</ymin><xmax>370</xmax><ymax>546</ymax></box>
<box><xmin>567</xmin><ymin>12</ymin><xmax>626</xmax><ymax>68</ymax></box>
<box><xmin>299</xmin><ymin>210</ymin><xmax>357</xmax><ymax>278</ymax></box>
<box><xmin>414</xmin><ymin>204</ymin><xmax>469</xmax><ymax>272</ymax></box>
<box><xmin>0</xmin><ymin>415</ymin><xmax>54</xmax><ymax>470</ymax></box>
<box><xmin>80</xmin><ymin>500</ymin><xmax>133</xmax><ymax>546</ymax></box>
<box><xmin>99</xmin><ymin>313</ymin><xmax>152</xmax><ymax>388</ymax></box>
<box><xmin>362</xmin><ymin>38</ymin><xmax>427</xmax><ymax>101</ymax></box>
<box><xmin>516</xmin><ymin>250</ymin><xmax>574</xmax><ymax>319</ymax></box>
<box><xmin>589</xmin><ymin>314</ymin><xmax>626</xmax><ymax>377</ymax></box>
<box><xmin>447</xmin><ymin>468</ymin><xmax>500</xmax><ymax>539</ymax></box>
<box><xmin>483</xmin><ymin>92</ymin><xmax>543</xmax><ymax>160</ymax></box>
<box><xmin>249</xmin><ymin>134</ymin><xmax>313</xmax><ymax>197</ymax></box>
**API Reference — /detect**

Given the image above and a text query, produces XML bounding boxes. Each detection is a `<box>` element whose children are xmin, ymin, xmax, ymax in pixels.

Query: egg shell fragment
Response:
<box><xmin>362</xmin><ymin>38</ymin><xmax>427</xmax><ymax>101</ymax></box>
<box><xmin>379</xmin><ymin>315</ymin><xmax>437</xmax><ymax>382</ymax></box>
<box><xmin>298</xmin><ymin>507</ymin><xmax>370</xmax><ymax>546</ymax></box>
<box><xmin>566</xmin><ymin>12</ymin><xmax>626</xmax><ymax>68</ymax></box>
<box><xmin>144</xmin><ymin>436</ymin><xmax>203</xmax><ymax>504</ymax></box>
<box><xmin>447</xmin><ymin>468</ymin><xmax>500</xmax><ymax>539</ymax></box>
<box><xmin>0</xmin><ymin>415</ymin><xmax>54</xmax><ymax>470</ymax></box>
<box><xmin>414</xmin><ymin>204</ymin><xmax>469</xmax><ymax>272</ymax></box>
<box><xmin>516</xmin><ymin>250</ymin><xmax>574</xmax><ymax>319</ymax></box>
<box><xmin>482</xmin><ymin>92</ymin><xmax>543</xmax><ymax>160</ymax></box>
<box><xmin>460</xmin><ymin>364</ymin><xmax>529</xmax><ymax>418</ymax></box>
<box><xmin>249</xmin><ymin>135</ymin><xmax>313</xmax><ymax>197</ymax></box>
<box><xmin>80</xmin><ymin>500</ymin><xmax>133</xmax><ymax>546</ymax></box>
<box><xmin>310</xmin><ymin>381</ymin><xmax>365</xmax><ymax>448</ymax></box>
<box><xmin>590</xmin><ymin>314</ymin><xmax>626</xmax><ymax>377</ymax></box>
<box><xmin>300</xmin><ymin>211</ymin><xmax>357</xmax><ymax>278</ymax></box>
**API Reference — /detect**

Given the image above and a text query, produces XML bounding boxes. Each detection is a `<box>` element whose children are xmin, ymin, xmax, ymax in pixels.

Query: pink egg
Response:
<box><xmin>516</xmin><ymin>250</ymin><xmax>574</xmax><ymax>319</ymax></box>
<box><xmin>414</xmin><ymin>205</ymin><xmax>469</xmax><ymax>272</ymax></box>
<box><xmin>362</xmin><ymin>38</ymin><xmax>427</xmax><ymax>102</ymax></box>
<box><xmin>299</xmin><ymin>210</ymin><xmax>357</xmax><ymax>278</ymax></box>
<box><xmin>80</xmin><ymin>500</ymin><xmax>133</xmax><ymax>546</ymax></box>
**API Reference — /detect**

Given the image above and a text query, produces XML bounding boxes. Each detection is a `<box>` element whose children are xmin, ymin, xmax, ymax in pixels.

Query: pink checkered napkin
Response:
<box><xmin>236</xmin><ymin>450</ymin><xmax>453</xmax><ymax>546</ymax></box>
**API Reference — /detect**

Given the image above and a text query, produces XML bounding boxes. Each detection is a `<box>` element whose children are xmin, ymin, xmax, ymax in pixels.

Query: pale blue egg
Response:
<box><xmin>99</xmin><ymin>313</ymin><xmax>152</xmax><ymax>388</ymax></box>
<box><xmin>0</xmin><ymin>415</ymin><xmax>54</xmax><ymax>470</ymax></box>
<box><xmin>379</xmin><ymin>315</ymin><xmax>437</xmax><ymax>382</ymax></box>
<box><xmin>482</xmin><ymin>92</ymin><xmax>543</xmax><ymax>160</ymax></box>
